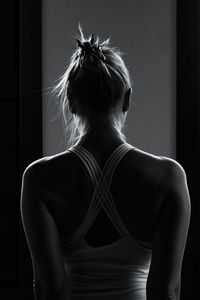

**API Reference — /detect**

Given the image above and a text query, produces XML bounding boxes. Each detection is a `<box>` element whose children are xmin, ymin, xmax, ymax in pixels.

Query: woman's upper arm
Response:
<box><xmin>20</xmin><ymin>160</ymin><xmax>71</xmax><ymax>293</ymax></box>
<box><xmin>146</xmin><ymin>159</ymin><xmax>191</xmax><ymax>300</ymax></box>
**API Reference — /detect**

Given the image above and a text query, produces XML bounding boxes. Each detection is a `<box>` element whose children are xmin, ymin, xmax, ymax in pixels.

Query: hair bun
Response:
<box><xmin>76</xmin><ymin>33</ymin><xmax>106</xmax><ymax>65</ymax></box>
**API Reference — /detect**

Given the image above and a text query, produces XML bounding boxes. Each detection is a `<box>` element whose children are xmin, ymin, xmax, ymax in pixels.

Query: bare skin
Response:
<box><xmin>39</xmin><ymin>122</ymin><xmax>167</xmax><ymax>247</ymax></box>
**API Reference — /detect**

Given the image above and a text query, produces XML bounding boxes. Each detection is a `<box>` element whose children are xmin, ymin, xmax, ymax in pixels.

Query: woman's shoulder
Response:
<box><xmin>22</xmin><ymin>155</ymin><xmax>52</xmax><ymax>175</ymax></box>
<box><xmin>22</xmin><ymin>150</ymin><xmax>75</xmax><ymax>182</ymax></box>
<box><xmin>22</xmin><ymin>146</ymin><xmax>185</xmax><ymax>186</ymax></box>
<box><xmin>128</xmin><ymin>146</ymin><xmax>186</xmax><ymax>185</ymax></box>
<box><xmin>22</xmin><ymin>156</ymin><xmax>52</xmax><ymax>186</ymax></box>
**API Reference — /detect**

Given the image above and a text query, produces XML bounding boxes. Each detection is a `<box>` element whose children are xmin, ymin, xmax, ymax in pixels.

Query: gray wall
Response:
<box><xmin>42</xmin><ymin>0</ymin><xmax>176</xmax><ymax>158</ymax></box>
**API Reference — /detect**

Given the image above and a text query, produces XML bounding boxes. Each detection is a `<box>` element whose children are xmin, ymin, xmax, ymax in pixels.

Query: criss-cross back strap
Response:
<box><xmin>72</xmin><ymin>144</ymin><xmax>129</xmax><ymax>236</ymax></box>
<box><xmin>68</xmin><ymin>143</ymin><xmax>134</xmax><ymax>240</ymax></box>
<box><xmin>69</xmin><ymin>143</ymin><xmax>132</xmax><ymax>239</ymax></box>
<box><xmin>68</xmin><ymin>144</ymin><xmax>126</xmax><ymax>239</ymax></box>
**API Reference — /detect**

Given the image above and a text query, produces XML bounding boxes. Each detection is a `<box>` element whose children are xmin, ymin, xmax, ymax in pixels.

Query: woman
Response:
<box><xmin>20</xmin><ymin>26</ymin><xmax>191</xmax><ymax>300</ymax></box>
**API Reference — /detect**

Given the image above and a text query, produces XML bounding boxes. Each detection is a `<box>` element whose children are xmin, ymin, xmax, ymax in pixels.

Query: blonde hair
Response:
<box><xmin>51</xmin><ymin>25</ymin><xmax>133</xmax><ymax>148</ymax></box>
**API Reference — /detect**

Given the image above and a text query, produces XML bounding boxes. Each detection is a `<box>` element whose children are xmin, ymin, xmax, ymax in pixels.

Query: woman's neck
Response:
<box><xmin>72</xmin><ymin>111</ymin><xmax>126</xmax><ymax>148</ymax></box>
<box><xmin>75</xmin><ymin>124</ymin><xmax>125</xmax><ymax>148</ymax></box>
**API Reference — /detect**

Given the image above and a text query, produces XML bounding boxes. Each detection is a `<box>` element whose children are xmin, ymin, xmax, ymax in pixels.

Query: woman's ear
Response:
<box><xmin>122</xmin><ymin>87</ymin><xmax>132</xmax><ymax>112</ymax></box>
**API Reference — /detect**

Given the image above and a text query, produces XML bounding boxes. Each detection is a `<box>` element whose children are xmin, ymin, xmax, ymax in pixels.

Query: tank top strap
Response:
<box><xmin>68</xmin><ymin>143</ymin><xmax>134</xmax><ymax>239</ymax></box>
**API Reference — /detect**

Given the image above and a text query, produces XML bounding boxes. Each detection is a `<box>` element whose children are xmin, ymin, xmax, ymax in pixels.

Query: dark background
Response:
<box><xmin>0</xmin><ymin>1</ymin><xmax>199</xmax><ymax>299</ymax></box>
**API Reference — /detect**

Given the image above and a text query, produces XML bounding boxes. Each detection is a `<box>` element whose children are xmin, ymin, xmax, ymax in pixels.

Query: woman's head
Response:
<box><xmin>52</xmin><ymin>25</ymin><xmax>133</xmax><ymax>148</ymax></box>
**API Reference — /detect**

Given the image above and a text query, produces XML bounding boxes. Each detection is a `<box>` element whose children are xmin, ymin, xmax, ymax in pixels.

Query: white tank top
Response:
<box><xmin>61</xmin><ymin>142</ymin><xmax>152</xmax><ymax>300</ymax></box>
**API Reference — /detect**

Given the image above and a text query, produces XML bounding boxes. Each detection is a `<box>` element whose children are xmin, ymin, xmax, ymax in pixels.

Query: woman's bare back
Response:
<box><xmin>21</xmin><ymin>140</ymin><xmax>190</xmax><ymax>299</ymax></box>
<box><xmin>41</xmin><ymin>143</ymin><xmax>168</xmax><ymax>248</ymax></box>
